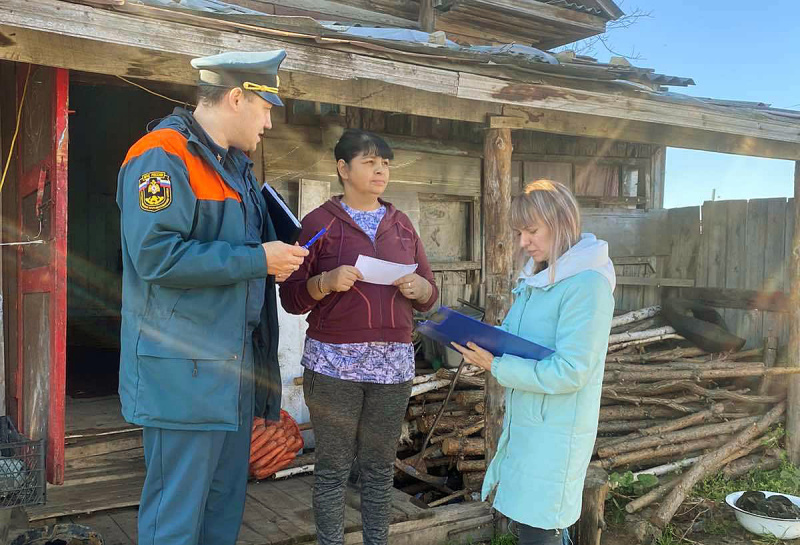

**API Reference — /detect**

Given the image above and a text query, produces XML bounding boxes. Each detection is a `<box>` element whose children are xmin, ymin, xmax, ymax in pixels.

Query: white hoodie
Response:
<box><xmin>519</xmin><ymin>233</ymin><xmax>616</xmax><ymax>292</ymax></box>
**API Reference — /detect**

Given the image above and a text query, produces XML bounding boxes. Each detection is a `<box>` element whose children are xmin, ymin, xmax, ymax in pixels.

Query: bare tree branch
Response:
<box><xmin>554</xmin><ymin>4</ymin><xmax>652</xmax><ymax>61</ymax></box>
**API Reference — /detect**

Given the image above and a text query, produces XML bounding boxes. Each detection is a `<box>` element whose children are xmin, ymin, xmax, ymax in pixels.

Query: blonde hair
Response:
<box><xmin>511</xmin><ymin>179</ymin><xmax>581</xmax><ymax>283</ymax></box>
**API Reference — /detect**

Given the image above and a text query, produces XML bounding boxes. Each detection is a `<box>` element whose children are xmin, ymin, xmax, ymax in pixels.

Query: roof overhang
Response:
<box><xmin>435</xmin><ymin>0</ymin><xmax>610</xmax><ymax>49</ymax></box>
<box><xmin>2</xmin><ymin>0</ymin><xmax>798</xmax><ymax>160</ymax></box>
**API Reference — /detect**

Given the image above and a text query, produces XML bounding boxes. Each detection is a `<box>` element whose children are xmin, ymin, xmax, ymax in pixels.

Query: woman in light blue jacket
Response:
<box><xmin>452</xmin><ymin>180</ymin><xmax>615</xmax><ymax>545</ymax></box>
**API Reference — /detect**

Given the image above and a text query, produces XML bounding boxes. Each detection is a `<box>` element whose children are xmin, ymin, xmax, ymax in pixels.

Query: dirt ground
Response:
<box><xmin>602</xmin><ymin>500</ymin><xmax>800</xmax><ymax>545</ymax></box>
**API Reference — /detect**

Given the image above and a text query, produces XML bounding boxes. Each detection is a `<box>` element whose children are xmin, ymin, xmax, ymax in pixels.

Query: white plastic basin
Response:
<box><xmin>725</xmin><ymin>491</ymin><xmax>800</xmax><ymax>540</ymax></box>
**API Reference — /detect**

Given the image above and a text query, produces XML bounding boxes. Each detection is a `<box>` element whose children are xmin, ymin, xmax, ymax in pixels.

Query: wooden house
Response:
<box><xmin>0</xmin><ymin>0</ymin><xmax>799</xmax><ymax>542</ymax></box>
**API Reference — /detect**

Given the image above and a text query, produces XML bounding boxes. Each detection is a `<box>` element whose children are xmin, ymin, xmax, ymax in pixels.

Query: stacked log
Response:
<box><xmin>597</xmin><ymin>305</ymin><xmax>798</xmax><ymax>532</ymax></box>
<box><xmin>399</xmin><ymin>305</ymin><xmax>798</xmax><ymax>527</ymax></box>
<box><xmin>395</xmin><ymin>365</ymin><xmax>487</xmax><ymax>506</ymax></box>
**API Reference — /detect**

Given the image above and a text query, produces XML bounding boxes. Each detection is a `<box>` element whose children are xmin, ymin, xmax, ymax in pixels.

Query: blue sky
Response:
<box><xmin>578</xmin><ymin>0</ymin><xmax>798</xmax><ymax>208</ymax></box>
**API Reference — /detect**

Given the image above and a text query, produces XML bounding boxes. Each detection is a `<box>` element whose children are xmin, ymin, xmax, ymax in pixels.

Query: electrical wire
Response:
<box><xmin>116</xmin><ymin>75</ymin><xmax>195</xmax><ymax>108</ymax></box>
<box><xmin>0</xmin><ymin>64</ymin><xmax>32</xmax><ymax>194</ymax></box>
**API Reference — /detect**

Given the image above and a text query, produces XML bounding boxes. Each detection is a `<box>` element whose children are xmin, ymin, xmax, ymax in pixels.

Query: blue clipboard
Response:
<box><xmin>417</xmin><ymin>307</ymin><xmax>554</xmax><ymax>361</ymax></box>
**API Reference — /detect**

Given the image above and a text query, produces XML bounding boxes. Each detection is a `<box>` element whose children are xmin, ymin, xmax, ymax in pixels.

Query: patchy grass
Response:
<box><xmin>701</xmin><ymin>513</ymin><xmax>738</xmax><ymax>536</ymax></box>
<box><xmin>605</xmin><ymin>471</ymin><xmax>661</xmax><ymax>528</ymax></box>
<box><xmin>652</xmin><ymin>525</ymin><xmax>686</xmax><ymax>545</ymax></box>
<box><xmin>490</xmin><ymin>533</ymin><xmax>517</xmax><ymax>545</ymax></box>
<box><xmin>601</xmin><ymin>428</ymin><xmax>800</xmax><ymax>544</ymax></box>
<box><xmin>753</xmin><ymin>535</ymin><xmax>786</xmax><ymax>545</ymax></box>
<box><xmin>693</xmin><ymin>455</ymin><xmax>800</xmax><ymax>503</ymax></box>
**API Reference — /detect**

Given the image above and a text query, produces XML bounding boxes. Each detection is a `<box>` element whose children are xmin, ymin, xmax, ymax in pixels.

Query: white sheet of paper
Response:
<box><xmin>355</xmin><ymin>255</ymin><xmax>418</xmax><ymax>285</ymax></box>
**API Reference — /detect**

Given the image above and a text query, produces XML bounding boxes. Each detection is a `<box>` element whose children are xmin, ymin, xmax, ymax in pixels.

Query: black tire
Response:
<box><xmin>662</xmin><ymin>299</ymin><xmax>746</xmax><ymax>354</ymax></box>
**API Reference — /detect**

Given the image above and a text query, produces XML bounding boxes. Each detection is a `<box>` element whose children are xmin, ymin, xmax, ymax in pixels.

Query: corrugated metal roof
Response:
<box><xmin>542</xmin><ymin>0</ymin><xmax>624</xmax><ymax>20</ymax></box>
<box><xmin>129</xmin><ymin>0</ymin><xmax>692</xmax><ymax>90</ymax></box>
<box><xmin>542</xmin><ymin>0</ymin><xmax>605</xmax><ymax>17</ymax></box>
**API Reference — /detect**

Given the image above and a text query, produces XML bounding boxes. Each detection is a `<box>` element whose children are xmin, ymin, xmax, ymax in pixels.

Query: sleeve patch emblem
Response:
<box><xmin>138</xmin><ymin>171</ymin><xmax>173</xmax><ymax>212</ymax></box>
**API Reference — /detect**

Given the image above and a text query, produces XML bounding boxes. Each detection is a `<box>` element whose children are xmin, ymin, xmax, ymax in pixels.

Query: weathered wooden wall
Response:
<box><xmin>691</xmin><ymin>198</ymin><xmax>795</xmax><ymax>349</ymax></box>
<box><xmin>513</xmin><ymin>131</ymin><xmax>662</xmax><ymax>209</ymax></box>
<box><xmin>590</xmin><ymin>198</ymin><xmax>795</xmax><ymax>350</ymax></box>
<box><xmin>582</xmin><ymin>208</ymin><xmax>674</xmax><ymax>314</ymax></box>
<box><xmin>258</xmin><ymin>102</ymin><xmax>667</xmax><ymax>309</ymax></box>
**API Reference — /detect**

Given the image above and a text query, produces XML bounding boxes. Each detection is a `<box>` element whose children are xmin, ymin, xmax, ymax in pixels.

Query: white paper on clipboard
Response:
<box><xmin>355</xmin><ymin>255</ymin><xmax>418</xmax><ymax>285</ymax></box>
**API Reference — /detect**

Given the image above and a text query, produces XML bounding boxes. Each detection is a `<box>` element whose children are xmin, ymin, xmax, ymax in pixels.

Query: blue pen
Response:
<box><xmin>302</xmin><ymin>228</ymin><xmax>327</xmax><ymax>250</ymax></box>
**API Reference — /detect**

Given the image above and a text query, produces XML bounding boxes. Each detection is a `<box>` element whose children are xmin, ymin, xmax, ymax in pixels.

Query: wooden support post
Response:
<box><xmin>758</xmin><ymin>336</ymin><xmax>778</xmax><ymax>396</ymax></box>
<box><xmin>575</xmin><ymin>467</ymin><xmax>609</xmax><ymax>545</ymax></box>
<box><xmin>419</xmin><ymin>0</ymin><xmax>435</xmax><ymax>33</ymax></box>
<box><xmin>789</xmin><ymin>161</ymin><xmax>800</xmax><ymax>465</ymax></box>
<box><xmin>482</xmin><ymin>128</ymin><xmax>513</xmax><ymax>474</ymax></box>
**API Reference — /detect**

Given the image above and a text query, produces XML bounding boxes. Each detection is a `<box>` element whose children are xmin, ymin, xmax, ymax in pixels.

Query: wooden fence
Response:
<box><xmin>594</xmin><ymin>198</ymin><xmax>795</xmax><ymax>349</ymax></box>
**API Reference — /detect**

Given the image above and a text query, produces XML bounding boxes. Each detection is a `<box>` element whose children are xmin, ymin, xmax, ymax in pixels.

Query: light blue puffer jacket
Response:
<box><xmin>482</xmin><ymin>234</ymin><xmax>615</xmax><ymax>530</ymax></box>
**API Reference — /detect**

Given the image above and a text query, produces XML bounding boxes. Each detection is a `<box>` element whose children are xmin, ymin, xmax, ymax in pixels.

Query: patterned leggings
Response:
<box><xmin>303</xmin><ymin>369</ymin><xmax>412</xmax><ymax>545</ymax></box>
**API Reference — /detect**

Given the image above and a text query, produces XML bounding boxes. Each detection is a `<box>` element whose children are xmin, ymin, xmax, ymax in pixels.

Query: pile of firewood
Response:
<box><xmin>595</xmin><ymin>305</ymin><xmax>800</xmax><ymax>534</ymax></box>
<box><xmin>394</xmin><ymin>365</ymin><xmax>487</xmax><ymax>507</ymax></box>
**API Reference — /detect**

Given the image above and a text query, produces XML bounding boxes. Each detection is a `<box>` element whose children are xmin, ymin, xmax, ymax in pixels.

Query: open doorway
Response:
<box><xmin>65</xmin><ymin>74</ymin><xmax>191</xmax><ymax>435</ymax></box>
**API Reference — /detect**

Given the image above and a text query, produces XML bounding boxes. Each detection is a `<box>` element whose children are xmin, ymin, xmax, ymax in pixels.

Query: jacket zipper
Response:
<box><xmin>199</xmin><ymin>139</ymin><xmax>248</xmax><ymax>421</ymax></box>
<box><xmin>372</xmin><ymin>232</ymin><xmax>384</xmax><ymax>341</ymax></box>
<box><xmin>342</xmin><ymin>214</ymin><xmax>387</xmax><ymax>339</ymax></box>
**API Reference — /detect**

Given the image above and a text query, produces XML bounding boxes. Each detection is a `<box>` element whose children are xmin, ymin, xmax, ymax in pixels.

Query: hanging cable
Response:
<box><xmin>0</xmin><ymin>64</ymin><xmax>32</xmax><ymax>194</ymax></box>
<box><xmin>116</xmin><ymin>75</ymin><xmax>195</xmax><ymax>108</ymax></box>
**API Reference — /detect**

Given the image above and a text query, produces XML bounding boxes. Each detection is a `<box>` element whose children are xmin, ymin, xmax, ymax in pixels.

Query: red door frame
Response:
<box><xmin>14</xmin><ymin>65</ymin><xmax>68</xmax><ymax>485</ymax></box>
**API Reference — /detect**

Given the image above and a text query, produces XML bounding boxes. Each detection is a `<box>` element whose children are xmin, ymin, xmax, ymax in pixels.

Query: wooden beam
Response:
<box><xmin>490</xmin><ymin>113</ymin><xmax>800</xmax><ymax>162</ymax></box>
<box><xmin>234</xmin><ymin>0</ymin><xmax>419</xmax><ymax>27</ymax></box>
<box><xmin>461</xmin><ymin>0</ymin><xmax>607</xmax><ymax>31</ymax></box>
<box><xmin>788</xmin><ymin>160</ymin><xmax>800</xmax><ymax>465</ymax></box>
<box><xmin>577</xmin><ymin>196</ymin><xmax>647</xmax><ymax>208</ymax></box>
<box><xmin>419</xmin><ymin>0</ymin><xmax>435</xmax><ymax>33</ymax></box>
<box><xmin>513</xmin><ymin>153</ymin><xmax>650</xmax><ymax>168</ymax></box>
<box><xmin>482</xmin><ymin>128</ymin><xmax>514</xmax><ymax>484</ymax></box>
<box><xmin>678</xmin><ymin>287</ymin><xmax>790</xmax><ymax>314</ymax></box>
<box><xmin>435</xmin><ymin>0</ymin><xmax>607</xmax><ymax>48</ymax></box>
<box><xmin>0</xmin><ymin>20</ymin><xmax>497</xmax><ymax>124</ymax></box>
<box><xmin>615</xmin><ymin>277</ymin><xmax>694</xmax><ymax>288</ymax></box>
<box><xmin>430</xmin><ymin>261</ymin><xmax>482</xmax><ymax>272</ymax></box>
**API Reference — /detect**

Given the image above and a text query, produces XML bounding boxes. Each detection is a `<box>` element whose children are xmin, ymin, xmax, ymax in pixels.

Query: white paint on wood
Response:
<box><xmin>298</xmin><ymin>179</ymin><xmax>330</xmax><ymax>220</ymax></box>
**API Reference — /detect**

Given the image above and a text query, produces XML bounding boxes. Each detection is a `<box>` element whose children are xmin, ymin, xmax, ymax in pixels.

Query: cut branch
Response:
<box><xmin>651</xmin><ymin>401</ymin><xmax>786</xmax><ymax>528</ymax></box>
<box><xmin>596</xmin><ymin>405</ymin><xmax>724</xmax><ymax>454</ymax></box>
<box><xmin>607</xmin><ymin>334</ymin><xmax>685</xmax><ymax>353</ymax></box>
<box><xmin>604</xmin><ymin>365</ymin><xmax>800</xmax><ymax>384</ymax></box>
<box><xmin>417</xmin><ymin>414</ymin><xmax>483</xmax><ymax>434</ymax></box>
<box><xmin>456</xmin><ymin>459</ymin><xmax>487</xmax><ymax>472</ymax></box>
<box><xmin>600</xmin><ymin>393</ymin><xmax>701</xmax><ymax>413</ymax></box>
<box><xmin>441</xmin><ymin>437</ymin><xmax>485</xmax><ymax>456</ymax></box>
<box><xmin>608</xmin><ymin>326</ymin><xmax>676</xmax><ymax>346</ymax></box>
<box><xmin>596</xmin><ymin>434</ymin><xmax>732</xmax><ymax>470</ymax></box>
<box><xmin>429</xmin><ymin>419</ymin><xmax>485</xmax><ymax>445</ymax></box>
<box><xmin>606</xmin><ymin>347</ymin><xmax>706</xmax><ymax>364</ymax></box>
<box><xmin>597</xmin><ymin>419</ymin><xmax>670</xmax><ymax>434</ymax></box>
<box><xmin>599</xmin><ymin>405</ymin><xmax>692</xmax><ymax>421</ymax></box>
<box><xmin>610</xmin><ymin>306</ymin><xmax>661</xmax><ymax>329</ymax></box>
<box><xmin>596</xmin><ymin>416</ymin><xmax>759</xmax><ymax>459</ymax></box>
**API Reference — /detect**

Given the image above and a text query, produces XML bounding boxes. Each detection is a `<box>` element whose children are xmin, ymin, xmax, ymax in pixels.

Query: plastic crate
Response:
<box><xmin>0</xmin><ymin>417</ymin><xmax>45</xmax><ymax>509</ymax></box>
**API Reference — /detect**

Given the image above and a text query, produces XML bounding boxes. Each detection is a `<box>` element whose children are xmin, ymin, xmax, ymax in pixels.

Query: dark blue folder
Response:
<box><xmin>417</xmin><ymin>307</ymin><xmax>554</xmax><ymax>360</ymax></box>
<box><xmin>262</xmin><ymin>184</ymin><xmax>302</xmax><ymax>245</ymax></box>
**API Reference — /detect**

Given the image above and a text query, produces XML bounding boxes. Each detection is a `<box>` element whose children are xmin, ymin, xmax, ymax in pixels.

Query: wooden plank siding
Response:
<box><xmin>584</xmin><ymin>198</ymin><xmax>795</xmax><ymax>351</ymax></box>
<box><xmin>579</xmin><ymin>198</ymin><xmax>798</xmax><ymax>353</ymax></box>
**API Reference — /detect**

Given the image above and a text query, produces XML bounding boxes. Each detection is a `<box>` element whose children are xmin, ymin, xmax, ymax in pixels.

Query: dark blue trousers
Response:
<box><xmin>137</xmin><ymin>343</ymin><xmax>255</xmax><ymax>545</ymax></box>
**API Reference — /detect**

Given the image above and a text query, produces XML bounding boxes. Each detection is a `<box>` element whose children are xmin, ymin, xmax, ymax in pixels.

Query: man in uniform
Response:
<box><xmin>116</xmin><ymin>50</ymin><xmax>308</xmax><ymax>545</ymax></box>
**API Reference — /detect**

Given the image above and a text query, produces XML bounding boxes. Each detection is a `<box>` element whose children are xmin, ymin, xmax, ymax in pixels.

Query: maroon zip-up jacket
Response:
<box><xmin>279</xmin><ymin>197</ymin><xmax>438</xmax><ymax>344</ymax></box>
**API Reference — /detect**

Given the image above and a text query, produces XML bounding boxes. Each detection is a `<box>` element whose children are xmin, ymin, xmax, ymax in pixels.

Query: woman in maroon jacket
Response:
<box><xmin>280</xmin><ymin>129</ymin><xmax>438</xmax><ymax>545</ymax></box>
